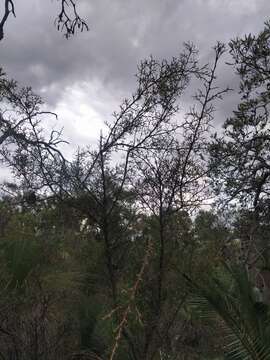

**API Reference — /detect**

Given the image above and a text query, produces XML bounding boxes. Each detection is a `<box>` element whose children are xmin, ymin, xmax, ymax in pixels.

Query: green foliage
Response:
<box><xmin>184</xmin><ymin>263</ymin><xmax>270</xmax><ymax>360</ymax></box>
<box><xmin>210</xmin><ymin>20</ymin><xmax>270</xmax><ymax>212</ymax></box>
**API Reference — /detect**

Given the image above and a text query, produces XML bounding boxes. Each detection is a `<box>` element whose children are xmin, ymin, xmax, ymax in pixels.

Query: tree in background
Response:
<box><xmin>210</xmin><ymin>20</ymin><xmax>270</xmax><ymax>268</ymax></box>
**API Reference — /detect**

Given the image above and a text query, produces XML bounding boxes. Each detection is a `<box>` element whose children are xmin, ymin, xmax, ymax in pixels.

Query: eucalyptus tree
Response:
<box><xmin>127</xmin><ymin>42</ymin><xmax>230</xmax><ymax>360</ymax></box>
<box><xmin>0</xmin><ymin>68</ymin><xmax>66</xmax><ymax>204</ymax></box>
<box><xmin>210</xmin><ymin>20</ymin><xmax>270</xmax><ymax>267</ymax></box>
<box><xmin>57</xmin><ymin>42</ymin><xmax>208</xmax><ymax>360</ymax></box>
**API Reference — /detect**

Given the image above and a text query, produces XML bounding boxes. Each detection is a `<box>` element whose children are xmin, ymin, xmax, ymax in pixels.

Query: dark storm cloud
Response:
<box><xmin>0</xmin><ymin>0</ymin><xmax>269</xmax><ymax>181</ymax></box>
<box><xmin>1</xmin><ymin>0</ymin><xmax>270</xmax><ymax>114</ymax></box>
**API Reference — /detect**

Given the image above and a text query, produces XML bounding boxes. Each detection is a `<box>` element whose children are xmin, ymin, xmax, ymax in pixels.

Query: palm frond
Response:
<box><xmin>183</xmin><ymin>263</ymin><xmax>270</xmax><ymax>360</ymax></box>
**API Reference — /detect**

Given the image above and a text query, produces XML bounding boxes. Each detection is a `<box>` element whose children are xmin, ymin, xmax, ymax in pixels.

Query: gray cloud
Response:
<box><xmin>1</xmin><ymin>1</ymin><xmax>269</xmax><ymax>91</ymax></box>
<box><xmin>0</xmin><ymin>0</ymin><xmax>270</xmax><ymax>145</ymax></box>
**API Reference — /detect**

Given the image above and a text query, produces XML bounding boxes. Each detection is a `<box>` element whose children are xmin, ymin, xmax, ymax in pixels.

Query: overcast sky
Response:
<box><xmin>1</xmin><ymin>0</ymin><xmax>270</xmax><ymax>156</ymax></box>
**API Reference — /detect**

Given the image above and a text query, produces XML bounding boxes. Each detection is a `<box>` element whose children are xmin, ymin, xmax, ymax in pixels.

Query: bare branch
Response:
<box><xmin>55</xmin><ymin>0</ymin><xmax>89</xmax><ymax>39</ymax></box>
<box><xmin>0</xmin><ymin>0</ymin><xmax>16</xmax><ymax>41</ymax></box>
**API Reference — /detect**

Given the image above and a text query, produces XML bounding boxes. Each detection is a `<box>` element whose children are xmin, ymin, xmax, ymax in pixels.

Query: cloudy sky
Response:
<box><xmin>1</xmin><ymin>0</ymin><xmax>270</xmax><ymax>155</ymax></box>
